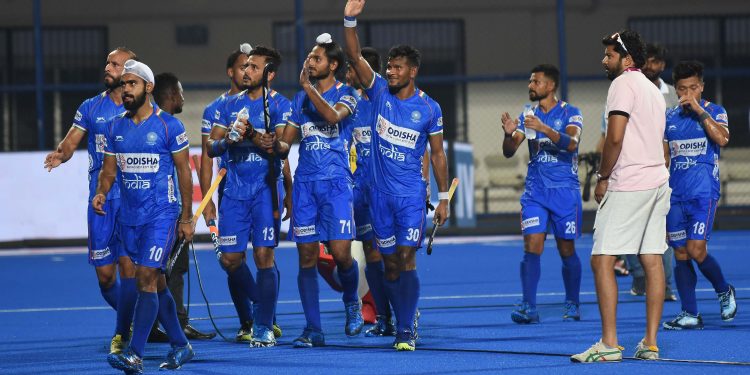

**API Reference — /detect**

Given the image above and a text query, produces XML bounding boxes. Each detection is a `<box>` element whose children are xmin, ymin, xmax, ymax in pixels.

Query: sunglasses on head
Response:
<box><xmin>611</xmin><ymin>33</ymin><xmax>629</xmax><ymax>55</ymax></box>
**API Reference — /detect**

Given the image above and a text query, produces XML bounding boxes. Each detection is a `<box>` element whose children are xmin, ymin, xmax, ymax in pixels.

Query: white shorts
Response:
<box><xmin>592</xmin><ymin>182</ymin><xmax>671</xmax><ymax>256</ymax></box>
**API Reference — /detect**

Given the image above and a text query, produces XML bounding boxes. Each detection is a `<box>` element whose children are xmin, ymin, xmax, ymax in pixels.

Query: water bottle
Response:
<box><xmin>523</xmin><ymin>104</ymin><xmax>536</xmax><ymax>140</ymax></box>
<box><xmin>228</xmin><ymin>107</ymin><xmax>249</xmax><ymax>142</ymax></box>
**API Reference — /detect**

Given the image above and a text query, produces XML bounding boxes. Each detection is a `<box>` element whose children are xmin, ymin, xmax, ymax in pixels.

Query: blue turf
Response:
<box><xmin>1</xmin><ymin>231</ymin><xmax>749</xmax><ymax>374</ymax></box>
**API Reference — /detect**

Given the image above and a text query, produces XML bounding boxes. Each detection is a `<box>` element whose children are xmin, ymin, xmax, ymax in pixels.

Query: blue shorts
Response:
<box><xmin>519</xmin><ymin>187</ymin><xmax>582</xmax><ymax>240</ymax></box>
<box><xmin>121</xmin><ymin>212</ymin><xmax>178</xmax><ymax>269</ymax></box>
<box><xmin>291</xmin><ymin>178</ymin><xmax>354</xmax><ymax>243</ymax></box>
<box><xmin>353</xmin><ymin>181</ymin><xmax>373</xmax><ymax>241</ymax></box>
<box><xmin>667</xmin><ymin>198</ymin><xmax>718</xmax><ymax>248</ymax></box>
<box><xmin>87</xmin><ymin>198</ymin><xmax>122</xmax><ymax>267</ymax></box>
<box><xmin>219</xmin><ymin>182</ymin><xmax>283</xmax><ymax>252</ymax></box>
<box><xmin>369</xmin><ymin>188</ymin><xmax>426</xmax><ymax>255</ymax></box>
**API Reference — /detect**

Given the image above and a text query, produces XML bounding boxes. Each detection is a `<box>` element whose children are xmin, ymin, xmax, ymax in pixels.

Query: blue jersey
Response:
<box><xmin>665</xmin><ymin>100</ymin><xmax>728</xmax><ymax>201</ymax></box>
<box><xmin>517</xmin><ymin>101</ymin><xmax>583</xmax><ymax>190</ymax></box>
<box><xmin>203</xmin><ymin>91</ymin><xmax>237</xmax><ymax>169</ymax></box>
<box><xmin>215</xmin><ymin>90</ymin><xmax>292</xmax><ymax>200</ymax></box>
<box><xmin>72</xmin><ymin>91</ymin><xmax>125</xmax><ymax>200</ymax></box>
<box><xmin>104</xmin><ymin>107</ymin><xmax>190</xmax><ymax>226</ymax></box>
<box><xmin>287</xmin><ymin>81</ymin><xmax>357</xmax><ymax>182</ymax></box>
<box><xmin>365</xmin><ymin>74</ymin><xmax>443</xmax><ymax>198</ymax></box>
<box><xmin>351</xmin><ymin>93</ymin><xmax>374</xmax><ymax>184</ymax></box>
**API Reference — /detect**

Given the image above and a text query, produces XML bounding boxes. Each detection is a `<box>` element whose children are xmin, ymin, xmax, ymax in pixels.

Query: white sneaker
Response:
<box><xmin>571</xmin><ymin>340</ymin><xmax>623</xmax><ymax>363</ymax></box>
<box><xmin>634</xmin><ymin>339</ymin><xmax>659</xmax><ymax>360</ymax></box>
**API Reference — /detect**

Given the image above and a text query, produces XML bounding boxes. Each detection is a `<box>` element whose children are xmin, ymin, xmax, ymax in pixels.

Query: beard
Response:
<box><xmin>243</xmin><ymin>80</ymin><xmax>261</xmax><ymax>91</ymax></box>
<box><xmin>173</xmin><ymin>104</ymin><xmax>183</xmax><ymax>114</ymax></box>
<box><xmin>528</xmin><ymin>91</ymin><xmax>544</xmax><ymax>101</ymax></box>
<box><xmin>123</xmin><ymin>91</ymin><xmax>147</xmax><ymax>112</ymax></box>
<box><xmin>643</xmin><ymin>69</ymin><xmax>660</xmax><ymax>82</ymax></box>
<box><xmin>104</xmin><ymin>74</ymin><xmax>120</xmax><ymax>90</ymax></box>
<box><xmin>388</xmin><ymin>80</ymin><xmax>408</xmax><ymax>95</ymax></box>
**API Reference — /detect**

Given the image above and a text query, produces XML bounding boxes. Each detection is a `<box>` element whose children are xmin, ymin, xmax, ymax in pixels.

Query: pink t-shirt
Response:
<box><xmin>605</xmin><ymin>69</ymin><xmax>669</xmax><ymax>191</ymax></box>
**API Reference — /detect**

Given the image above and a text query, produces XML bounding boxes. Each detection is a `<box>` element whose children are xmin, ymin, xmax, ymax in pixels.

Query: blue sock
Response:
<box><xmin>227</xmin><ymin>276</ymin><xmax>253</xmax><ymax>325</ymax></box>
<box><xmin>297</xmin><ymin>267</ymin><xmax>321</xmax><ymax>331</ymax></box>
<box><xmin>697</xmin><ymin>254</ymin><xmax>730</xmax><ymax>293</ymax></box>
<box><xmin>337</xmin><ymin>259</ymin><xmax>360</xmax><ymax>304</ymax></box>
<box><xmin>129</xmin><ymin>291</ymin><xmax>158</xmax><ymax>358</ymax></box>
<box><xmin>116</xmin><ymin>278</ymin><xmax>137</xmax><ymax>338</ymax></box>
<box><xmin>100</xmin><ymin>279</ymin><xmax>120</xmax><ymax>310</ymax></box>
<box><xmin>366</xmin><ymin>260</ymin><xmax>390</xmax><ymax>318</ymax></box>
<box><xmin>674</xmin><ymin>260</ymin><xmax>698</xmax><ymax>315</ymax></box>
<box><xmin>228</xmin><ymin>262</ymin><xmax>258</xmax><ymax>316</ymax></box>
<box><xmin>561</xmin><ymin>253</ymin><xmax>581</xmax><ymax>304</ymax></box>
<box><xmin>256</xmin><ymin>267</ymin><xmax>278</xmax><ymax>328</ymax></box>
<box><xmin>399</xmin><ymin>270</ymin><xmax>420</xmax><ymax>333</ymax></box>
<box><xmin>274</xmin><ymin>262</ymin><xmax>281</xmax><ymax>324</ymax></box>
<box><xmin>520</xmin><ymin>252</ymin><xmax>541</xmax><ymax>308</ymax></box>
<box><xmin>383</xmin><ymin>278</ymin><xmax>400</xmax><ymax>327</ymax></box>
<box><xmin>157</xmin><ymin>289</ymin><xmax>188</xmax><ymax>347</ymax></box>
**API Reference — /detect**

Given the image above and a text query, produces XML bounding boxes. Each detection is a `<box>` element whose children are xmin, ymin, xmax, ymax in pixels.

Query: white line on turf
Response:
<box><xmin>2</xmin><ymin>287</ymin><xmax>746</xmax><ymax>314</ymax></box>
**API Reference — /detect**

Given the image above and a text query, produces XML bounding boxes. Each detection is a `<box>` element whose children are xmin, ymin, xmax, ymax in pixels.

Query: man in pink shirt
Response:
<box><xmin>572</xmin><ymin>30</ymin><xmax>670</xmax><ymax>363</ymax></box>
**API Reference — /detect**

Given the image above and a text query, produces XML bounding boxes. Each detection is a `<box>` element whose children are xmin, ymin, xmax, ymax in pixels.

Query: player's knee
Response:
<box><xmin>220</xmin><ymin>254</ymin><xmax>243</xmax><ymax>273</ymax></box>
<box><xmin>673</xmin><ymin>247</ymin><xmax>689</xmax><ymax>260</ymax></box>
<box><xmin>135</xmin><ymin>267</ymin><xmax>159</xmax><ymax>292</ymax></box>
<box><xmin>297</xmin><ymin>246</ymin><xmax>318</xmax><ymax>268</ymax></box>
<box><xmin>252</xmin><ymin>247</ymin><xmax>275</xmax><ymax>269</ymax></box>
<box><xmin>118</xmin><ymin>257</ymin><xmax>136</xmax><ymax>278</ymax></box>
<box><xmin>96</xmin><ymin>264</ymin><xmax>117</xmax><ymax>289</ymax></box>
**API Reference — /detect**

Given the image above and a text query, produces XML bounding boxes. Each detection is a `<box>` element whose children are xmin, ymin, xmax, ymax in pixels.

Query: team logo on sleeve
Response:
<box><xmin>716</xmin><ymin>113</ymin><xmax>728</xmax><ymax>123</ymax></box>
<box><xmin>282</xmin><ymin>110</ymin><xmax>291</xmax><ymax>121</ymax></box>
<box><xmin>569</xmin><ymin>115</ymin><xmax>583</xmax><ymax>124</ymax></box>
<box><xmin>376</xmin><ymin>115</ymin><xmax>419</xmax><ymax>149</ymax></box>
<box><xmin>214</xmin><ymin>110</ymin><xmax>221</xmax><ymax>120</ymax></box>
<box><xmin>340</xmin><ymin>95</ymin><xmax>357</xmax><ymax>111</ymax></box>
<box><xmin>75</xmin><ymin>111</ymin><xmax>83</xmax><ymax>122</ymax></box>
<box><xmin>176</xmin><ymin>132</ymin><xmax>189</xmax><ymax>145</ymax></box>
<box><xmin>437</xmin><ymin>117</ymin><xmax>443</xmax><ymax>127</ymax></box>
<box><xmin>95</xmin><ymin>134</ymin><xmax>107</xmax><ymax>153</ymax></box>
<box><xmin>146</xmin><ymin>132</ymin><xmax>158</xmax><ymax>146</ymax></box>
<box><xmin>201</xmin><ymin>119</ymin><xmax>211</xmax><ymax>130</ymax></box>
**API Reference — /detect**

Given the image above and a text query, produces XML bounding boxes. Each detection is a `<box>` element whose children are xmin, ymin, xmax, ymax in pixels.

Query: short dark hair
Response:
<box><xmin>361</xmin><ymin>47</ymin><xmax>381</xmax><ymax>73</ymax></box>
<box><xmin>530</xmin><ymin>64</ymin><xmax>560</xmax><ymax>90</ymax></box>
<box><xmin>316</xmin><ymin>41</ymin><xmax>346</xmax><ymax>76</ymax></box>
<box><xmin>113</xmin><ymin>46</ymin><xmax>137</xmax><ymax>61</ymax></box>
<box><xmin>153</xmin><ymin>72</ymin><xmax>180</xmax><ymax>106</ymax></box>
<box><xmin>601</xmin><ymin>29</ymin><xmax>646</xmax><ymax>68</ymax></box>
<box><xmin>645</xmin><ymin>43</ymin><xmax>668</xmax><ymax>62</ymax></box>
<box><xmin>672</xmin><ymin>60</ymin><xmax>704</xmax><ymax>84</ymax></box>
<box><xmin>249</xmin><ymin>45</ymin><xmax>282</xmax><ymax>73</ymax></box>
<box><xmin>226</xmin><ymin>49</ymin><xmax>246</xmax><ymax>70</ymax></box>
<box><xmin>388</xmin><ymin>45</ymin><xmax>421</xmax><ymax>68</ymax></box>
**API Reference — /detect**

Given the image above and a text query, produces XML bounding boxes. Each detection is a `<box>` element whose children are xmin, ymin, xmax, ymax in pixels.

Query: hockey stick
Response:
<box><xmin>426</xmin><ymin>177</ymin><xmax>459</xmax><ymax>255</ymax></box>
<box><xmin>262</xmin><ymin>62</ymin><xmax>281</xmax><ymax>247</ymax></box>
<box><xmin>166</xmin><ymin>167</ymin><xmax>226</xmax><ymax>276</ymax></box>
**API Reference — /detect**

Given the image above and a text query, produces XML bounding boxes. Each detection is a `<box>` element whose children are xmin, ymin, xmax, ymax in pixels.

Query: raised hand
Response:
<box><xmin>501</xmin><ymin>112</ymin><xmax>519</xmax><ymax>135</ymax></box>
<box><xmin>345</xmin><ymin>0</ymin><xmax>366</xmax><ymax>17</ymax></box>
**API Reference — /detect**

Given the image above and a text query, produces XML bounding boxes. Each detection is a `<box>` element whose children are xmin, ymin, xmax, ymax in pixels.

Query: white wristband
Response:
<box><xmin>438</xmin><ymin>192</ymin><xmax>449</xmax><ymax>200</ymax></box>
<box><xmin>344</xmin><ymin>17</ymin><xmax>357</xmax><ymax>28</ymax></box>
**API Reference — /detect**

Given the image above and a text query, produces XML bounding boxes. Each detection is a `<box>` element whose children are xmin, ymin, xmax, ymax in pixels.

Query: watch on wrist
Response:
<box><xmin>596</xmin><ymin>172</ymin><xmax>609</xmax><ymax>181</ymax></box>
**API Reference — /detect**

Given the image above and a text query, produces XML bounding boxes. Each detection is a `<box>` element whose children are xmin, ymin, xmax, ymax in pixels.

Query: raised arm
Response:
<box><xmin>300</xmin><ymin>67</ymin><xmax>352</xmax><ymax>125</ymax></box>
<box><xmin>500</xmin><ymin>112</ymin><xmax>525</xmax><ymax>158</ymax></box>
<box><xmin>343</xmin><ymin>0</ymin><xmax>374</xmax><ymax>88</ymax></box>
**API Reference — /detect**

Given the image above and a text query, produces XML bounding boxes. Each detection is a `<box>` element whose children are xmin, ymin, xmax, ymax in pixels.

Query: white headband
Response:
<box><xmin>123</xmin><ymin>59</ymin><xmax>154</xmax><ymax>85</ymax></box>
